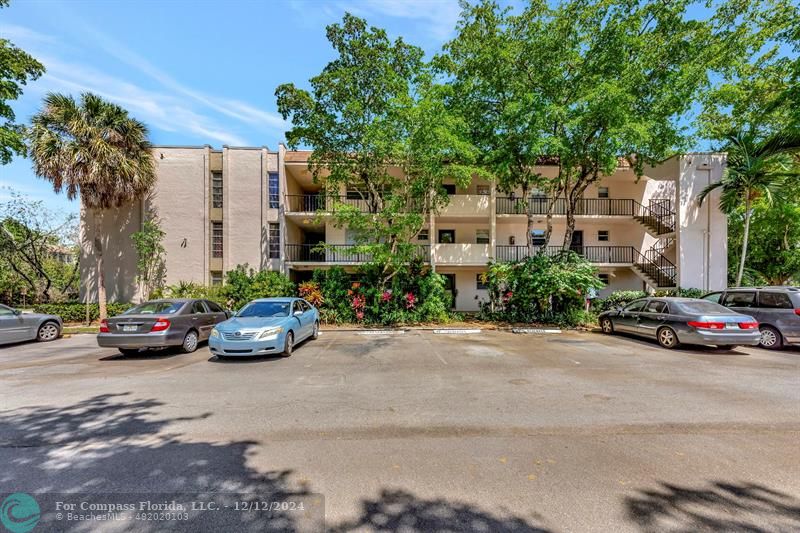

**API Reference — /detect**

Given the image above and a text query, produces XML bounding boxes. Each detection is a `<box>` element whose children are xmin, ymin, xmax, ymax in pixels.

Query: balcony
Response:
<box><xmin>495</xmin><ymin>245</ymin><xmax>636</xmax><ymax>264</ymax></box>
<box><xmin>433</xmin><ymin>243</ymin><xmax>491</xmax><ymax>265</ymax></box>
<box><xmin>285</xmin><ymin>195</ymin><xmax>371</xmax><ymax>214</ymax></box>
<box><xmin>439</xmin><ymin>194</ymin><xmax>490</xmax><ymax>217</ymax></box>
<box><xmin>285</xmin><ymin>243</ymin><xmax>430</xmax><ymax>263</ymax></box>
<box><xmin>496</xmin><ymin>197</ymin><xmax>641</xmax><ymax>216</ymax></box>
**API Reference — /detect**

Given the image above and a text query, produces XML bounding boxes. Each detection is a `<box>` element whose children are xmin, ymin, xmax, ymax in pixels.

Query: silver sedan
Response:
<box><xmin>0</xmin><ymin>304</ymin><xmax>62</xmax><ymax>345</ymax></box>
<box><xmin>598</xmin><ymin>297</ymin><xmax>761</xmax><ymax>349</ymax></box>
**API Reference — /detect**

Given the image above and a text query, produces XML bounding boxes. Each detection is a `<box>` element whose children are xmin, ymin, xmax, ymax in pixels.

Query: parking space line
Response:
<box><xmin>419</xmin><ymin>332</ymin><xmax>448</xmax><ymax>365</ymax></box>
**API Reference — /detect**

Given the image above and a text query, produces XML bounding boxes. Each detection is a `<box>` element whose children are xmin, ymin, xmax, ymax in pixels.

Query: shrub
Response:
<box><xmin>222</xmin><ymin>265</ymin><xmax>295</xmax><ymax>309</ymax></box>
<box><xmin>479</xmin><ymin>251</ymin><xmax>603</xmax><ymax>326</ymax></box>
<box><xmin>594</xmin><ymin>290</ymin><xmax>648</xmax><ymax>311</ymax></box>
<box><xmin>153</xmin><ymin>281</ymin><xmax>228</xmax><ymax>307</ymax></box>
<box><xmin>31</xmin><ymin>302</ymin><xmax>133</xmax><ymax>322</ymax></box>
<box><xmin>298</xmin><ymin>281</ymin><xmax>324</xmax><ymax>307</ymax></box>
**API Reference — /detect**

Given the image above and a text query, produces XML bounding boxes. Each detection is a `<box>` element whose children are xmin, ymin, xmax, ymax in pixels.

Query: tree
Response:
<box><xmin>698</xmin><ymin>130</ymin><xmax>800</xmax><ymax>286</ymax></box>
<box><xmin>276</xmin><ymin>14</ymin><xmax>483</xmax><ymax>287</ymax></box>
<box><xmin>28</xmin><ymin>92</ymin><xmax>155</xmax><ymax>319</ymax></box>
<box><xmin>131</xmin><ymin>218</ymin><xmax>166</xmax><ymax>300</ymax></box>
<box><xmin>441</xmin><ymin>0</ymin><xmax>778</xmax><ymax>250</ymax></box>
<box><xmin>0</xmin><ymin>191</ymin><xmax>79</xmax><ymax>303</ymax></box>
<box><xmin>0</xmin><ymin>0</ymin><xmax>45</xmax><ymax>164</ymax></box>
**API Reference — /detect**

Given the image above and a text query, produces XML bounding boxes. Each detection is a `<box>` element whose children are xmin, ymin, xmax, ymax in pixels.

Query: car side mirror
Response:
<box><xmin>12</xmin><ymin>308</ymin><xmax>21</xmax><ymax>315</ymax></box>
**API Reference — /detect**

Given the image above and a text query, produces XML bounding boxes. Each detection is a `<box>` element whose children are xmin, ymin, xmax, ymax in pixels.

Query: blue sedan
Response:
<box><xmin>209</xmin><ymin>297</ymin><xmax>319</xmax><ymax>358</ymax></box>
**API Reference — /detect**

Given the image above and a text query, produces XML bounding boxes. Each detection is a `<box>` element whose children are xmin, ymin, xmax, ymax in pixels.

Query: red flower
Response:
<box><xmin>351</xmin><ymin>295</ymin><xmax>365</xmax><ymax>310</ymax></box>
<box><xmin>381</xmin><ymin>290</ymin><xmax>392</xmax><ymax>302</ymax></box>
<box><xmin>405</xmin><ymin>292</ymin><xmax>416</xmax><ymax>309</ymax></box>
<box><xmin>356</xmin><ymin>310</ymin><xmax>364</xmax><ymax>321</ymax></box>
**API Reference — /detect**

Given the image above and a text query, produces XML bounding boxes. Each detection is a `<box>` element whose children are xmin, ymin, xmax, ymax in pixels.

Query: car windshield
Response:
<box><xmin>675</xmin><ymin>301</ymin><xmax>732</xmax><ymax>314</ymax></box>
<box><xmin>123</xmin><ymin>301</ymin><xmax>183</xmax><ymax>315</ymax></box>
<box><xmin>237</xmin><ymin>301</ymin><xmax>291</xmax><ymax>318</ymax></box>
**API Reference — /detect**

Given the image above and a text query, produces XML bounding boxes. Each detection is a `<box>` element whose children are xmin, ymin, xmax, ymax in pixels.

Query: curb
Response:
<box><xmin>433</xmin><ymin>328</ymin><xmax>482</xmax><ymax>334</ymax></box>
<box><xmin>511</xmin><ymin>328</ymin><xmax>562</xmax><ymax>334</ymax></box>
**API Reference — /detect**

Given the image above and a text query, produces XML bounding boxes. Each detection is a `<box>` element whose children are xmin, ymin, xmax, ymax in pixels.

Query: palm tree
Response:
<box><xmin>698</xmin><ymin>130</ymin><xmax>800</xmax><ymax>287</ymax></box>
<box><xmin>28</xmin><ymin>92</ymin><xmax>155</xmax><ymax>320</ymax></box>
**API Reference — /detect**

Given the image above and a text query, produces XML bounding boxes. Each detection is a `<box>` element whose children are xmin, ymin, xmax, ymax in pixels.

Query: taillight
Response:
<box><xmin>151</xmin><ymin>318</ymin><xmax>171</xmax><ymax>332</ymax></box>
<box><xmin>738</xmin><ymin>322</ymin><xmax>759</xmax><ymax>330</ymax></box>
<box><xmin>687</xmin><ymin>321</ymin><xmax>725</xmax><ymax>330</ymax></box>
<box><xmin>794</xmin><ymin>309</ymin><xmax>800</xmax><ymax>316</ymax></box>
<box><xmin>99</xmin><ymin>319</ymin><xmax>109</xmax><ymax>333</ymax></box>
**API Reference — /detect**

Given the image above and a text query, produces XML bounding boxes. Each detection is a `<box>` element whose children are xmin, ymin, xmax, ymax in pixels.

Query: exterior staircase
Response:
<box><xmin>633</xmin><ymin>199</ymin><xmax>675</xmax><ymax>236</ymax></box>
<box><xmin>631</xmin><ymin>241</ymin><xmax>677</xmax><ymax>289</ymax></box>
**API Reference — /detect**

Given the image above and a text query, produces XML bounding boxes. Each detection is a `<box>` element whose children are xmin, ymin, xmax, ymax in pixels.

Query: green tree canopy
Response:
<box><xmin>276</xmin><ymin>14</ymin><xmax>484</xmax><ymax>286</ymax></box>
<box><xmin>0</xmin><ymin>0</ymin><xmax>45</xmax><ymax>164</ymax></box>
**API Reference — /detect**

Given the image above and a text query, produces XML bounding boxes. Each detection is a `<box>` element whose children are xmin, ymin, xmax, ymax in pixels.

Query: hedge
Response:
<box><xmin>31</xmin><ymin>302</ymin><xmax>134</xmax><ymax>323</ymax></box>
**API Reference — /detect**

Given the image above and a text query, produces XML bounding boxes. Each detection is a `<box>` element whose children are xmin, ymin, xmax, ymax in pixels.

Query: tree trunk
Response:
<box><xmin>521</xmin><ymin>183</ymin><xmax>534</xmax><ymax>257</ymax></box>
<box><xmin>736</xmin><ymin>196</ymin><xmax>752</xmax><ymax>287</ymax></box>
<box><xmin>562</xmin><ymin>191</ymin><xmax>577</xmax><ymax>250</ymax></box>
<box><xmin>94</xmin><ymin>227</ymin><xmax>108</xmax><ymax>321</ymax></box>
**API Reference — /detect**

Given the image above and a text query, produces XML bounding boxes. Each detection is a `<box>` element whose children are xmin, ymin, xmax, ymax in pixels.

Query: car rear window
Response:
<box><xmin>758</xmin><ymin>292</ymin><xmax>794</xmax><ymax>309</ymax></box>
<box><xmin>675</xmin><ymin>301</ymin><xmax>732</xmax><ymax>314</ymax></box>
<box><xmin>123</xmin><ymin>302</ymin><xmax>184</xmax><ymax>315</ymax></box>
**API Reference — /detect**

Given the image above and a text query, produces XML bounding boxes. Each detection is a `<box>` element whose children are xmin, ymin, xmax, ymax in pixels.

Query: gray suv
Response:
<box><xmin>702</xmin><ymin>287</ymin><xmax>800</xmax><ymax>349</ymax></box>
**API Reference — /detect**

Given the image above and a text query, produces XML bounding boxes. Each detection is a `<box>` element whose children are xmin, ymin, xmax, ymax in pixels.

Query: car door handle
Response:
<box><xmin>656</xmin><ymin>316</ymin><xmax>666</xmax><ymax>320</ymax></box>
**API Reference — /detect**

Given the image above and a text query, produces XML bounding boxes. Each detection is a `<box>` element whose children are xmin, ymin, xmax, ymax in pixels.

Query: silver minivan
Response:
<box><xmin>702</xmin><ymin>287</ymin><xmax>800</xmax><ymax>349</ymax></box>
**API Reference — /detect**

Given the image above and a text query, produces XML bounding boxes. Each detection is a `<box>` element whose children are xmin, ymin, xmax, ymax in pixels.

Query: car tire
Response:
<box><xmin>657</xmin><ymin>326</ymin><xmax>679</xmax><ymax>349</ymax></box>
<box><xmin>36</xmin><ymin>321</ymin><xmax>60</xmax><ymax>342</ymax></box>
<box><xmin>600</xmin><ymin>318</ymin><xmax>614</xmax><ymax>334</ymax></box>
<box><xmin>118</xmin><ymin>348</ymin><xmax>139</xmax><ymax>356</ymax></box>
<box><xmin>216</xmin><ymin>354</ymin><xmax>226</xmax><ymax>361</ymax></box>
<box><xmin>311</xmin><ymin>321</ymin><xmax>320</xmax><ymax>340</ymax></box>
<box><xmin>716</xmin><ymin>345</ymin><xmax>735</xmax><ymax>351</ymax></box>
<box><xmin>283</xmin><ymin>331</ymin><xmax>294</xmax><ymax>357</ymax></box>
<box><xmin>759</xmin><ymin>326</ymin><xmax>783</xmax><ymax>350</ymax></box>
<box><xmin>180</xmin><ymin>330</ymin><xmax>199</xmax><ymax>353</ymax></box>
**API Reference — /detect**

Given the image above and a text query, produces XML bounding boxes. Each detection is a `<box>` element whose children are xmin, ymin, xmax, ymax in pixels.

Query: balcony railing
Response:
<box><xmin>496</xmin><ymin>197</ymin><xmax>640</xmax><ymax>216</ymax></box>
<box><xmin>285</xmin><ymin>243</ymin><xmax>430</xmax><ymax>263</ymax></box>
<box><xmin>495</xmin><ymin>245</ymin><xmax>636</xmax><ymax>264</ymax></box>
<box><xmin>284</xmin><ymin>195</ymin><xmax>372</xmax><ymax>213</ymax></box>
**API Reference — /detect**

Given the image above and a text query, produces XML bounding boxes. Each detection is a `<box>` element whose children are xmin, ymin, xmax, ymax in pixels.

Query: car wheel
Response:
<box><xmin>600</xmin><ymin>318</ymin><xmax>614</xmax><ymax>334</ymax></box>
<box><xmin>216</xmin><ymin>354</ymin><xmax>226</xmax><ymax>361</ymax></box>
<box><xmin>283</xmin><ymin>331</ymin><xmax>294</xmax><ymax>356</ymax></box>
<box><xmin>36</xmin><ymin>321</ymin><xmax>60</xmax><ymax>342</ymax></box>
<box><xmin>759</xmin><ymin>326</ymin><xmax>783</xmax><ymax>350</ymax></box>
<box><xmin>716</xmin><ymin>345</ymin><xmax>735</xmax><ymax>351</ymax></box>
<box><xmin>311</xmin><ymin>321</ymin><xmax>320</xmax><ymax>340</ymax></box>
<box><xmin>180</xmin><ymin>330</ymin><xmax>199</xmax><ymax>353</ymax></box>
<box><xmin>118</xmin><ymin>348</ymin><xmax>139</xmax><ymax>356</ymax></box>
<box><xmin>657</xmin><ymin>327</ymin><xmax>678</xmax><ymax>349</ymax></box>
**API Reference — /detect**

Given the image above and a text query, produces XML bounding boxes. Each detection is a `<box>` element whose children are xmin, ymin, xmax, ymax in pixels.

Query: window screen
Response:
<box><xmin>211</xmin><ymin>172</ymin><xmax>223</xmax><ymax>208</ymax></box>
<box><xmin>212</xmin><ymin>222</ymin><xmax>223</xmax><ymax>258</ymax></box>
<box><xmin>268</xmin><ymin>223</ymin><xmax>280</xmax><ymax>259</ymax></box>
<box><xmin>268</xmin><ymin>172</ymin><xmax>279</xmax><ymax>208</ymax></box>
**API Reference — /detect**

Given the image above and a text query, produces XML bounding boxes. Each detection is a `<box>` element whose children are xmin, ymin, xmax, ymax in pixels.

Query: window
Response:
<box><xmin>212</xmin><ymin>222</ymin><xmax>223</xmax><ymax>258</ymax></box>
<box><xmin>268</xmin><ymin>172</ymin><xmax>279</xmax><ymax>208</ymax></box>
<box><xmin>532</xmin><ymin>188</ymin><xmax>547</xmax><ymax>198</ymax></box>
<box><xmin>622</xmin><ymin>300</ymin><xmax>647</xmax><ymax>313</ymax></box>
<box><xmin>598</xmin><ymin>186</ymin><xmax>609</xmax><ymax>198</ymax></box>
<box><xmin>238</xmin><ymin>301</ymin><xmax>290</xmax><ymax>317</ymax></box>
<box><xmin>299</xmin><ymin>300</ymin><xmax>312</xmax><ymax>312</ymax></box>
<box><xmin>123</xmin><ymin>302</ymin><xmax>183</xmax><ymax>315</ymax></box>
<box><xmin>531</xmin><ymin>229</ymin><xmax>546</xmax><ymax>246</ymax></box>
<box><xmin>346</xmin><ymin>188</ymin><xmax>365</xmax><ymax>200</ymax></box>
<box><xmin>211</xmin><ymin>172</ymin><xmax>223</xmax><ymax>208</ymax></box>
<box><xmin>476</xmin><ymin>229</ymin><xmax>490</xmax><ymax>244</ymax></box>
<box><xmin>477</xmin><ymin>185</ymin><xmax>490</xmax><ymax>195</ymax></box>
<box><xmin>206</xmin><ymin>300</ymin><xmax>224</xmax><ymax>313</ymax></box>
<box><xmin>598</xmin><ymin>230</ymin><xmax>609</xmax><ymax>242</ymax></box>
<box><xmin>191</xmin><ymin>301</ymin><xmax>208</xmax><ymax>314</ymax></box>
<box><xmin>702</xmin><ymin>292</ymin><xmax>722</xmax><ymax>304</ymax></box>
<box><xmin>268</xmin><ymin>223</ymin><xmax>280</xmax><ymax>259</ymax></box>
<box><xmin>598</xmin><ymin>273</ymin><xmax>609</xmax><ymax>285</ymax></box>
<box><xmin>417</xmin><ymin>229</ymin><xmax>429</xmax><ymax>241</ymax></box>
<box><xmin>721</xmin><ymin>291</ymin><xmax>756</xmax><ymax>308</ymax></box>
<box><xmin>758</xmin><ymin>292</ymin><xmax>793</xmax><ymax>309</ymax></box>
<box><xmin>643</xmin><ymin>300</ymin><xmax>667</xmax><ymax>314</ymax></box>
<box><xmin>443</xmin><ymin>184</ymin><xmax>456</xmax><ymax>195</ymax></box>
<box><xmin>676</xmin><ymin>301</ymin><xmax>730</xmax><ymax>314</ymax></box>
<box><xmin>210</xmin><ymin>271</ymin><xmax>223</xmax><ymax>286</ymax></box>
<box><xmin>0</xmin><ymin>305</ymin><xmax>15</xmax><ymax>316</ymax></box>
<box><xmin>476</xmin><ymin>274</ymin><xmax>488</xmax><ymax>290</ymax></box>
<box><xmin>438</xmin><ymin>229</ymin><xmax>455</xmax><ymax>243</ymax></box>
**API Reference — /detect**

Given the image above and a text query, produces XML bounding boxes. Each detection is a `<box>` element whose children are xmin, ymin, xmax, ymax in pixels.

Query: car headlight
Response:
<box><xmin>258</xmin><ymin>326</ymin><xmax>284</xmax><ymax>339</ymax></box>
<box><xmin>210</xmin><ymin>329</ymin><xmax>219</xmax><ymax>338</ymax></box>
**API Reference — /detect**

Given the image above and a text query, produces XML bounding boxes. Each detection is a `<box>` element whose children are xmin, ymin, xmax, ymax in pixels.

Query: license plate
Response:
<box><xmin>725</xmin><ymin>323</ymin><xmax>737</xmax><ymax>329</ymax></box>
<box><xmin>122</xmin><ymin>325</ymin><xmax>137</xmax><ymax>332</ymax></box>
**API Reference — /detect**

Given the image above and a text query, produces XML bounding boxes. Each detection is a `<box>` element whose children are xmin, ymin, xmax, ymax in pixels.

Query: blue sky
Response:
<box><xmin>1</xmin><ymin>0</ymin><xmax>463</xmax><ymax>214</ymax></box>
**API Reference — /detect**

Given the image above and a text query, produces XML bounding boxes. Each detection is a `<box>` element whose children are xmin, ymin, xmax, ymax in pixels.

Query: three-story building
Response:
<box><xmin>80</xmin><ymin>145</ymin><xmax>727</xmax><ymax>312</ymax></box>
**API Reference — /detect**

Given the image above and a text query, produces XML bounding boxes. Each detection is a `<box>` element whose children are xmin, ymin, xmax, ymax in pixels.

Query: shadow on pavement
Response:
<box><xmin>625</xmin><ymin>480</ymin><xmax>800</xmax><ymax>532</ymax></box>
<box><xmin>330</xmin><ymin>488</ymin><xmax>551</xmax><ymax>532</ymax></box>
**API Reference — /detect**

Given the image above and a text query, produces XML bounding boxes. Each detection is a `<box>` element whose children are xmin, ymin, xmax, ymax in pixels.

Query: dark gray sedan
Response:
<box><xmin>0</xmin><ymin>304</ymin><xmax>62</xmax><ymax>345</ymax></box>
<box><xmin>598</xmin><ymin>297</ymin><xmax>761</xmax><ymax>349</ymax></box>
<box><xmin>97</xmin><ymin>299</ymin><xmax>229</xmax><ymax>355</ymax></box>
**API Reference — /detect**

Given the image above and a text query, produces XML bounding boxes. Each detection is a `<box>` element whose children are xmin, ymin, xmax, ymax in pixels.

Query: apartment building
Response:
<box><xmin>80</xmin><ymin>145</ymin><xmax>727</xmax><ymax>312</ymax></box>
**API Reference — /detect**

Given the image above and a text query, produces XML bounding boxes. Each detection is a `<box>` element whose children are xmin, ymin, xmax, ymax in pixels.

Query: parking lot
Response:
<box><xmin>1</xmin><ymin>329</ymin><xmax>799</xmax><ymax>531</ymax></box>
